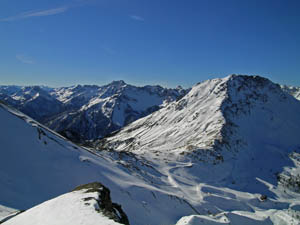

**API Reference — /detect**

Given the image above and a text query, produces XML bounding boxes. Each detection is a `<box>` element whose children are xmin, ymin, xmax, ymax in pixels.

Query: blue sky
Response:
<box><xmin>0</xmin><ymin>0</ymin><xmax>299</xmax><ymax>88</ymax></box>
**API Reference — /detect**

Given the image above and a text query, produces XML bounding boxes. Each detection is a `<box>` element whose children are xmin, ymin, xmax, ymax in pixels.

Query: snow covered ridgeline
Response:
<box><xmin>0</xmin><ymin>81</ymin><xmax>186</xmax><ymax>143</ymax></box>
<box><xmin>3</xmin><ymin>182</ymin><xmax>130</xmax><ymax>225</ymax></box>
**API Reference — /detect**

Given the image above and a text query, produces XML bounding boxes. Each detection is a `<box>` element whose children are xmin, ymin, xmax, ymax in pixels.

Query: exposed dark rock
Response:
<box><xmin>73</xmin><ymin>182</ymin><xmax>130</xmax><ymax>225</ymax></box>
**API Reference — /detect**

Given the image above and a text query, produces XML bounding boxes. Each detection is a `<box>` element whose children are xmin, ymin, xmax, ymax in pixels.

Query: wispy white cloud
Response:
<box><xmin>25</xmin><ymin>7</ymin><xmax>68</xmax><ymax>17</ymax></box>
<box><xmin>130</xmin><ymin>15</ymin><xmax>145</xmax><ymax>22</ymax></box>
<box><xmin>0</xmin><ymin>0</ymin><xmax>99</xmax><ymax>22</ymax></box>
<box><xmin>16</xmin><ymin>54</ymin><xmax>35</xmax><ymax>64</ymax></box>
<box><xmin>0</xmin><ymin>6</ymin><xmax>69</xmax><ymax>22</ymax></box>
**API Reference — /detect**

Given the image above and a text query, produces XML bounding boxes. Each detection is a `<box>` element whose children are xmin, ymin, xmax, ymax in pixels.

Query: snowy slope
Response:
<box><xmin>96</xmin><ymin>75</ymin><xmax>300</xmax><ymax>224</ymax></box>
<box><xmin>281</xmin><ymin>85</ymin><xmax>300</xmax><ymax>100</ymax></box>
<box><xmin>0</xmin><ymin>82</ymin><xmax>185</xmax><ymax>143</ymax></box>
<box><xmin>0</xmin><ymin>103</ymin><xmax>204</xmax><ymax>225</ymax></box>
<box><xmin>3</xmin><ymin>182</ymin><xmax>128</xmax><ymax>225</ymax></box>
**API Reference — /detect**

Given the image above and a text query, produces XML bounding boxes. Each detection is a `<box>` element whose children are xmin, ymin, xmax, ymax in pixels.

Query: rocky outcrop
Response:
<box><xmin>73</xmin><ymin>182</ymin><xmax>130</xmax><ymax>225</ymax></box>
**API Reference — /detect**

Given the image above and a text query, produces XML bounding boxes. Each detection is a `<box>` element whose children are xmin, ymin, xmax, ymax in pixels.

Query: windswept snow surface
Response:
<box><xmin>3</xmin><ymin>190</ymin><xmax>123</xmax><ymax>225</ymax></box>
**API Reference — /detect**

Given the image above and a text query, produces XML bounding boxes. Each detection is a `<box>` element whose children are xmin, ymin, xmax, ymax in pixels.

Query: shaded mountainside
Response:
<box><xmin>0</xmin><ymin>81</ymin><xmax>186</xmax><ymax>143</ymax></box>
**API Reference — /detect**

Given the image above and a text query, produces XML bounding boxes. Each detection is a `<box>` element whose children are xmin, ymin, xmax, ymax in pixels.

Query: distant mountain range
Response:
<box><xmin>0</xmin><ymin>81</ymin><xmax>186</xmax><ymax>143</ymax></box>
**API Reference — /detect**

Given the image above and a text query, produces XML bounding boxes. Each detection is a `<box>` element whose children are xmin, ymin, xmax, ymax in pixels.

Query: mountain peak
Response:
<box><xmin>109</xmin><ymin>80</ymin><xmax>127</xmax><ymax>86</ymax></box>
<box><xmin>96</xmin><ymin>74</ymin><xmax>300</xmax><ymax>163</ymax></box>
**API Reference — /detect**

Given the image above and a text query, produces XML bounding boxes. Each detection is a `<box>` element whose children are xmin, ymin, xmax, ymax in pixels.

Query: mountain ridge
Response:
<box><xmin>0</xmin><ymin>81</ymin><xmax>186</xmax><ymax>143</ymax></box>
<box><xmin>96</xmin><ymin>75</ymin><xmax>300</xmax><ymax>161</ymax></box>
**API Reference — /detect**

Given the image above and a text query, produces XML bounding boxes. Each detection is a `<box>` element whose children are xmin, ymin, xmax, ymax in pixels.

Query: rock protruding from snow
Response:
<box><xmin>72</xmin><ymin>182</ymin><xmax>130</xmax><ymax>225</ymax></box>
<box><xmin>3</xmin><ymin>182</ymin><xmax>129</xmax><ymax>225</ymax></box>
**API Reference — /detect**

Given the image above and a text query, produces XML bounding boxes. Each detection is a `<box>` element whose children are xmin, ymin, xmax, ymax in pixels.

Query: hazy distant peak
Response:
<box><xmin>109</xmin><ymin>80</ymin><xmax>127</xmax><ymax>86</ymax></box>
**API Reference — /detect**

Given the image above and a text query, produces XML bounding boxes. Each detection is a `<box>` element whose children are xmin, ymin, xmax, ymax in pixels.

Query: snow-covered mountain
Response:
<box><xmin>281</xmin><ymin>85</ymin><xmax>300</xmax><ymax>100</ymax></box>
<box><xmin>96</xmin><ymin>75</ymin><xmax>300</xmax><ymax>159</ymax></box>
<box><xmin>2</xmin><ymin>75</ymin><xmax>300</xmax><ymax>225</ymax></box>
<box><xmin>0</xmin><ymin>81</ymin><xmax>186</xmax><ymax>143</ymax></box>
<box><xmin>95</xmin><ymin>75</ymin><xmax>300</xmax><ymax>224</ymax></box>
